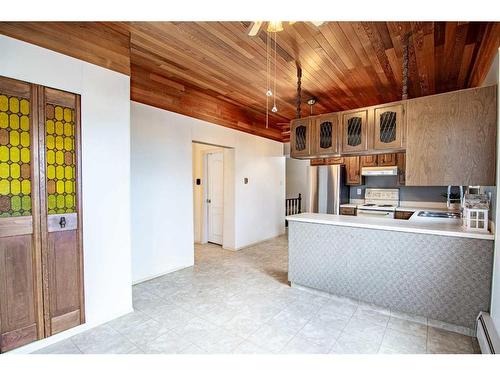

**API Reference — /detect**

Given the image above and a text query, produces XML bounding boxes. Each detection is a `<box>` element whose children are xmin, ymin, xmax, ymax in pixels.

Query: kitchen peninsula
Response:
<box><xmin>286</xmin><ymin>213</ymin><xmax>494</xmax><ymax>331</ymax></box>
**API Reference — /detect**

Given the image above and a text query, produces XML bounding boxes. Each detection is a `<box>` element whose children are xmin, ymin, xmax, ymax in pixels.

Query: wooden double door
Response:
<box><xmin>0</xmin><ymin>76</ymin><xmax>84</xmax><ymax>353</ymax></box>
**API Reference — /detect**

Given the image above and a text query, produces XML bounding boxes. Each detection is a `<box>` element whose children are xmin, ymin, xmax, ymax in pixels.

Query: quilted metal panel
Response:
<box><xmin>288</xmin><ymin>221</ymin><xmax>493</xmax><ymax>328</ymax></box>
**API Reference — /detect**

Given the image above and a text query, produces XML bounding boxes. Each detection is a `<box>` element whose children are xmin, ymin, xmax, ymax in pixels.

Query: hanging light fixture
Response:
<box><xmin>267</xmin><ymin>21</ymin><xmax>284</xmax><ymax>33</ymax></box>
<box><xmin>271</xmin><ymin>30</ymin><xmax>278</xmax><ymax>113</ymax></box>
<box><xmin>265</xmin><ymin>29</ymin><xmax>279</xmax><ymax>128</ymax></box>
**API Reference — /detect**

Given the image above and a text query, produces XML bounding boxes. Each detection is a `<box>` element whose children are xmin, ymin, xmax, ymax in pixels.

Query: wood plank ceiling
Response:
<box><xmin>0</xmin><ymin>21</ymin><xmax>498</xmax><ymax>142</ymax></box>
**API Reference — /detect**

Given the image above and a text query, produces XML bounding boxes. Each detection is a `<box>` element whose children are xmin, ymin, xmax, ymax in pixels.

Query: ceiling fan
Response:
<box><xmin>247</xmin><ymin>21</ymin><xmax>325</xmax><ymax>36</ymax></box>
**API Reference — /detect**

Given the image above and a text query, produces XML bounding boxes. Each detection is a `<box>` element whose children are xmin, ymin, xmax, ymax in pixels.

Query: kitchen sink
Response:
<box><xmin>417</xmin><ymin>211</ymin><xmax>461</xmax><ymax>219</ymax></box>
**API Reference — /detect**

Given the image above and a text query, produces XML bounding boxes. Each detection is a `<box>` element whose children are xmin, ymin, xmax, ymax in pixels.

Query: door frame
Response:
<box><xmin>201</xmin><ymin>150</ymin><xmax>224</xmax><ymax>245</ymax></box>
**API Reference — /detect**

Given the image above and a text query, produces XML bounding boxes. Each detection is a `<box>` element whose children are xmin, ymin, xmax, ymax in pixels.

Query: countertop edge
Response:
<box><xmin>286</xmin><ymin>215</ymin><xmax>495</xmax><ymax>241</ymax></box>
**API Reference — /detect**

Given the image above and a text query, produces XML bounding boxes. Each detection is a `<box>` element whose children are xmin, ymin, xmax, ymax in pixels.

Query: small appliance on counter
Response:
<box><xmin>356</xmin><ymin>188</ymin><xmax>399</xmax><ymax>219</ymax></box>
<box><xmin>462</xmin><ymin>194</ymin><xmax>490</xmax><ymax>232</ymax></box>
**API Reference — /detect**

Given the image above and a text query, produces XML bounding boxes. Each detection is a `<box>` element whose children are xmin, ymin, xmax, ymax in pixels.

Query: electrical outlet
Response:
<box><xmin>357</xmin><ymin>188</ymin><xmax>362</xmax><ymax>195</ymax></box>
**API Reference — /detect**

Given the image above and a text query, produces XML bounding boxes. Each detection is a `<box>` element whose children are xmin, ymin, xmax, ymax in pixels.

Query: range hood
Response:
<box><xmin>361</xmin><ymin>166</ymin><xmax>398</xmax><ymax>176</ymax></box>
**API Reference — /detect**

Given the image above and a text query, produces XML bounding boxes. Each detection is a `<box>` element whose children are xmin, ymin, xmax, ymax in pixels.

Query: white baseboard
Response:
<box><xmin>132</xmin><ymin>263</ymin><xmax>193</xmax><ymax>285</ymax></box>
<box><xmin>224</xmin><ymin>232</ymin><xmax>286</xmax><ymax>251</ymax></box>
<box><xmin>7</xmin><ymin>307</ymin><xmax>134</xmax><ymax>354</ymax></box>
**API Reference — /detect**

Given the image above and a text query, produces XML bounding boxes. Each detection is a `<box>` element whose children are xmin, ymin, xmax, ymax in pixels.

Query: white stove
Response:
<box><xmin>357</xmin><ymin>188</ymin><xmax>399</xmax><ymax>219</ymax></box>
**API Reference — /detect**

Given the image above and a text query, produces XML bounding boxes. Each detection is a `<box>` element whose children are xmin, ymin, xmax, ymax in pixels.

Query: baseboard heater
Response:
<box><xmin>476</xmin><ymin>312</ymin><xmax>500</xmax><ymax>354</ymax></box>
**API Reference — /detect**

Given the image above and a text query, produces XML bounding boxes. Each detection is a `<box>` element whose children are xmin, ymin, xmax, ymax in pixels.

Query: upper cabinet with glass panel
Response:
<box><xmin>341</xmin><ymin>110</ymin><xmax>368</xmax><ymax>153</ymax></box>
<box><xmin>312</xmin><ymin>114</ymin><xmax>339</xmax><ymax>156</ymax></box>
<box><xmin>290</xmin><ymin>118</ymin><xmax>313</xmax><ymax>158</ymax></box>
<box><xmin>373</xmin><ymin>103</ymin><xmax>405</xmax><ymax>151</ymax></box>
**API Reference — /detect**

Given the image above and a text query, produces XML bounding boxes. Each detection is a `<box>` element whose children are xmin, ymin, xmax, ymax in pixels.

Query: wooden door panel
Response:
<box><xmin>40</xmin><ymin>88</ymin><xmax>84</xmax><ymax>337</ymax></box>
<box><xmin>0</xmin><ymin>235</ymin><xmax>38</xmax><ymax>352</ymax></box>
<box><xmin>46</xmin><ymin>230</ymin><xmax>81</xmax><ymax>335</ymax></box>
<box><xmin>0</xmin><ymin>76</ymin><xmax>43</xmax><ymax>352</ymax></box>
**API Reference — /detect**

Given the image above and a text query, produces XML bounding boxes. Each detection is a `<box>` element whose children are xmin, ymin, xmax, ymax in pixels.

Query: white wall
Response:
<box><xmin>131</xmin><ymin>102</ymin><xmax>285</xmax><ymax>283</ymax></box>
<box><xmin>0</xmin><ymin>35</ymin><xmax>133</xmax><ymax>351</ymax></box>
<box><xmin>484</xmin><ymin>48</ymin><xmax>500</xmax><ymax>335</ymax></box>
<box><xmin>286</xmin><ymin>156</ymin><xmax>310</xmax><ymax>212</ymax></box>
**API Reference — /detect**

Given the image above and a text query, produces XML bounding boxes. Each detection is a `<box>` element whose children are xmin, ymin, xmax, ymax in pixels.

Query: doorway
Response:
<box><xmin>192</xmin><ymin>142</ymin><xmax>231</xmax><ymax>247</ymax></box>
<box><xmin>206</xmin><ymin>151</ymin><xmax>224</xmax><ymax>244</ymax></box>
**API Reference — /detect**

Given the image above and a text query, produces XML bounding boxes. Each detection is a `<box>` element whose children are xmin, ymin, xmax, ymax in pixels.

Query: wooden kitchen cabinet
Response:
<box><xmin>290</xmin><ymin>117</ymin><xmax>313</xmax><ymax>159</ymax></box>
<box><xmin>396</xmin><ymin>152</ymin><xmax>406</xmax><ymax>186</ymax></box>
<box><xmin>378</xmin><ymin>153</ymin><xmax>397</xmax><ymax>166</ymax></box>
<box><xmin>340</xmin><ymin>206</ymin><xmax>357</xmax><ymax>216</ymax></box>
<box><xmin>394</xmin><ymin>210</ymin><xmax>414</xmax><ymax>220</ymax></box>
<box><xmin>360</xmin><ymin>155</ymin><xmax>378</xmax><ymax>167</ymax></box>
<box><xmin>345</xmin><ymin>156</ymin><xmax>362</xmax><ymax>185</ymax></box>
<box><xmin>373</xmin><ymin>103</ymin><xmax>406</xmax><ymax>151</ymax></box>
<box><xmin>341</xmin><ymin>110</ymin><xmax>368</xmax><ymax>154</ymax></box>
<box><xmin>406</xmin><ymin>85</ymin><xmax>496</xmax><ymax>186</ymax></box>
<box><xmin>312</xmin><ymin>113</ymin><xmax>339</xmax><ymax>156</ymax></box>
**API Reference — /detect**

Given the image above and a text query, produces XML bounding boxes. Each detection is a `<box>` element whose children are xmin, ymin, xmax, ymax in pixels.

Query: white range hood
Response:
<box><xmin>361</xmin><ymin>166</ymin><xmax>398</xmax><ymax>176</ymax></box>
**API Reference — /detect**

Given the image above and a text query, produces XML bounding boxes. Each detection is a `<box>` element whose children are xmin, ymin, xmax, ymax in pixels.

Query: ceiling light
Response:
<box><xmin>267</xmin><ymin>21</ymin><xmax>284</xmax><ymax>33</ymax></box>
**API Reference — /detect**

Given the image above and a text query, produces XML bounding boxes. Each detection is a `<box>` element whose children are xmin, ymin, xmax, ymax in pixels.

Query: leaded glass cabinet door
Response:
<box><xmin>290</xmin><ymin>118</ymin><xmax>312</xmax><ymax>158</ymax></box>
<box><xmin>373</xmin><ymin>103</ymin><xmax>405</xmax><ymax>151</ymax></box>
<box><xmin>342</xmin><ymin>110</ymin><xmax>368</xmax><ymax>153</ymax></box>
<box><xmin>313</xmin><ymin>114</ymin><xmax>339</xmax><ymax>156</ymax></box>
<box><xmin>39</xmin><ymin>87</ymin><xmax>84</xmax><ymax>336</ymax></box>
<box><xmin>0</xmin><ymin>76</ymin><xmax>43</xmax><ymax>352</ymax></box>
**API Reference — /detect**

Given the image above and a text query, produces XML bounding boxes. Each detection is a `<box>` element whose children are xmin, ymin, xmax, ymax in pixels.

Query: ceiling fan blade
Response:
<box><xmin>247</xmin><ymin>21</ymin><xmax>263</xmax><ymax>36</ymax></box>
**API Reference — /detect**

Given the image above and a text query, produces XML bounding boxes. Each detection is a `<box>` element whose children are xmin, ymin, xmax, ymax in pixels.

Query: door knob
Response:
<box><xmin>59</xmin><ymin>217</ymin><xmax>66</xmax><ymax>228</ymax></box>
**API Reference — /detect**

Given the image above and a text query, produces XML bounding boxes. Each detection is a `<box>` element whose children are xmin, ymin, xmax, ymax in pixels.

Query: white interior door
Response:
<box><xmin>207</xmin><ymin>151</ymin><xmax>224</xmax><ymax>245</ymax></box>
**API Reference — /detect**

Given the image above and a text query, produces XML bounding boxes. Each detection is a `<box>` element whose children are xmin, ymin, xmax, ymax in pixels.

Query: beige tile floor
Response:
<box><xmin>36</xmin><ymin>235</ymin><xmax>480</xmax><ymax>354</ymax></box>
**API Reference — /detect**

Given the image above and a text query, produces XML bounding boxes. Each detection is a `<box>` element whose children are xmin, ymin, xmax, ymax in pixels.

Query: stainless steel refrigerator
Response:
<box><xmin>307</xmin><ymin>164</ymin><xmax>350</xmax><ymax>214</ymax></box>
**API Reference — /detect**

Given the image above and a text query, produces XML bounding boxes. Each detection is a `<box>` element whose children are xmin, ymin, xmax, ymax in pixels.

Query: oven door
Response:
<box><xmin>357</xmin><ymin>209</ymin><xmax>395</xmax><ymax>219</ymax></box>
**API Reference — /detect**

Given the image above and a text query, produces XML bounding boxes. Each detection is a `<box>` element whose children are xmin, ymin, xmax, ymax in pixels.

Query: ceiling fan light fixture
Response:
<box><xmin>267</xmin><ymin>21</ymin><xmax>284</xmax><ymax>33</ymax></box>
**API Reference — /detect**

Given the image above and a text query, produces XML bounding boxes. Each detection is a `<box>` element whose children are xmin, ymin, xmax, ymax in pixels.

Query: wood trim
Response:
<box><xmin>30</xmin><ymin>84</ymin><xmax>44</xmax><ymax>340</ymax></box>
<box><xmin>0</xmin><ymin>324</ymin><xmax>37</xmax><ymax>352</ymax></box>
<box><xmin>44</xmin><ymin>87</ymin><xmax>77</xmax><ymax>108</ymax></box>
<box><xmin>74</xmin><ymin>95</ymin><xmax>85</xmax><ymax>325</ymax></box>
<box><xmin>0</xmin><ymin>75</ymin><xmax>31</xmax><ymax>98</ymax></box>
<box><xmin>0</xmin><ymin>217</ymin><xmax>33</xmax><ymax>237</ymax></box>
<box><xmin>37</xmin><ymin>86</ymin><xmax>51</xmax><ymax>336</ymax></box>
<box><xmin>50</xmin><ymin>309</ymin><xmax>81</xmax><ymax>335</ymax></box>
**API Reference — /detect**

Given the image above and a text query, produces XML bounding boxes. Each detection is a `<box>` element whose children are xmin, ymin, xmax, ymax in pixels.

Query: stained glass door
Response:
<box><xmin>39</xmin><ymin>87</ymin><xmax>84</xmax><ymax>336</ymax></box>
<box><xmin>0</xmin><ymin>76</ymin><xmax>43</xmax><ymax>352</ymax></box>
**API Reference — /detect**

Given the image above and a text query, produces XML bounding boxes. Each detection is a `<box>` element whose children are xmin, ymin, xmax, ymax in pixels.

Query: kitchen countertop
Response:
<box><xmin>286</xmin><ymin>212</ymin><xmax>494</xmax><ymax>240</ymax></box>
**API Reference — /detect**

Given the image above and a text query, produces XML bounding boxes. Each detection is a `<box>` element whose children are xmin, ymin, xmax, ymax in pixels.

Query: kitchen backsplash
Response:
<box><xmin>349</xmin><ymin>176</ymin><xmax>496</xmax><ymax>221</ymax></box>
<box><xmin>349</xmin><ymin>176</ymin><xmax>451</xmax><ymax>202</ymax></box>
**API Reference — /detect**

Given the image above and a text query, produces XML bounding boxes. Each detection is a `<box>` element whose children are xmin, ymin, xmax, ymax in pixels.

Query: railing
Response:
<box><xmin>285</xmin><ymin>194</ymin><xmax>302</xmax><ymax>227</ymax></box>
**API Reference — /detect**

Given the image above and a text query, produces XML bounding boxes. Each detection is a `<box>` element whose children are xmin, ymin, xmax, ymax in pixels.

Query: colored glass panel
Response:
<box><xmin>0</xmin><ymin>92</ymin><xmax>31</xmax><ymax>216</ymax></box>
<box><xmin>45</xmin><ymin>104</ymin><xmax>76</xmax><ymax>214</ymax></box>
